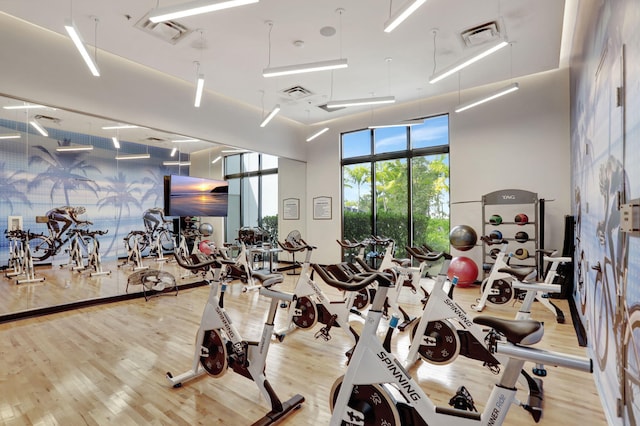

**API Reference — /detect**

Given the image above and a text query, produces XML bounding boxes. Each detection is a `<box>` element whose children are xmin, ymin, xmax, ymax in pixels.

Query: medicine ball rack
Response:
<box><xmin>481</xmin><ymin>189</ymin><xmax>542</xmax><ymax>276</ymax></box>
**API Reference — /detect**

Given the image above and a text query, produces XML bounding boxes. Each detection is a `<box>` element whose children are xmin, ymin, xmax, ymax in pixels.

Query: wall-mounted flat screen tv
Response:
<box><xmin>164</xmin><ymin>175</ymin><xmax>229</xmax><ymax>217</ymax></box>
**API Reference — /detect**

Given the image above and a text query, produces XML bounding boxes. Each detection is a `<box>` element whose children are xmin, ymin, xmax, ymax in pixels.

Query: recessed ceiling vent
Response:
<box><xmin>460</xmin><ymin>21</ymin><xmax>503</xmax><ymax>47</ymax></box>
<box><xmin>34</xmin><ymin>114</ymin><xmax>61</xmax><ymax>124</ymax></box>
<box><xmin>143</xmin><ymin>137</ymin><xmax>166</xmax><ymax>143</ymax></box>
<box><xmin>279</xmin><ymin>85</ymin><xmax>314</xmax><ymax>100</ymax></box>
<box><xmin>135</xmin><ymin>13</ymin><xmax>192</xmax><ymax>45</ymax></box>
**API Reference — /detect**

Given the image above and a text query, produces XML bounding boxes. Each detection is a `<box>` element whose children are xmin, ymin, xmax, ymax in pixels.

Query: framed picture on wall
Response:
<box><xmin>313</xmin><ymin>196</ymin><xmax>332</xmax><ymax>220</ymax></box>
<box><xmin>283</xmin><ymin>198</ymin><xmax>300</xmax><ymax>220</ymax></box>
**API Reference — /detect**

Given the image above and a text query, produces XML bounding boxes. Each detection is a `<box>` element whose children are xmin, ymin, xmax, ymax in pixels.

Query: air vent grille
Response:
<box><xmin>279</xmin><ymin>85</ymin><xmax>314</xmax><ymax>99</ymax></box>
<box><xmin>135</xmin><ymin>13</ymin><xmax>192</xmax><ymax>45</ymax></box>
<box><xmin>461</xmin><ymin>21</ymin><xmax>502</xmax><ymax>47</ymax></box>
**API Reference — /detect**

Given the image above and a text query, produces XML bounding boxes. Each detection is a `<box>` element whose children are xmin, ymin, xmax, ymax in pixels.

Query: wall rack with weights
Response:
<box><xmin>482</xmin><ymin>189</ymin><xmax>541</xmax><ymax>273</ymax></box>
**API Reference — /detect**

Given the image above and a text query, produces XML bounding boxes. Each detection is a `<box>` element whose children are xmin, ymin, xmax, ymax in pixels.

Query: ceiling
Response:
<box><xmin>0</xmin><ymin>0</ymin><xmax>571</xmax><ymax>131</ymax></box>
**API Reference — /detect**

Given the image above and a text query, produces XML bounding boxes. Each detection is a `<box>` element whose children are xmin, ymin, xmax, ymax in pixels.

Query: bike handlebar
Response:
<box><xmin>405</xmin><ymin>246</ymin><xmax>451</xmax><ymax>262</ymax></box>
<box><xmin>336</xmin><ymin>239</ymin><xmax>366</xmax><ymax>249</ymax></box>
<box><xmin>278</xmin><ymin>239</ymin><xmax>315</xmax><ymax>252</ymax></box>
<box><xmin>369</xmin><ymin>235</ymin><xmax>394</xmax><ymax>245</ymax></box>
<box><xmin>311</xmin><ymin>263</ymin><xmax>392</xmax><ymax>292</ymax></box>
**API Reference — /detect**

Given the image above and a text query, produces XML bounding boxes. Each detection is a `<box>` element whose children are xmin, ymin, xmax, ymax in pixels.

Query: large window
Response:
<box><xmin>225</xmin><ymin>153</ymin><xmax>278</xmax><ymax>243</ymax></box>
<box><xmin>341</xmin><ymin>115</ymin><xmax>450</xmax><ymax>259</ymax></box>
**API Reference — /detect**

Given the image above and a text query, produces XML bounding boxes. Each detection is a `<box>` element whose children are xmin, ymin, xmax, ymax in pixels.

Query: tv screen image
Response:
<box><xmin>164</xmin><ymin>175</ymin><xmax>229</xmax><ymax>217</ymax></box>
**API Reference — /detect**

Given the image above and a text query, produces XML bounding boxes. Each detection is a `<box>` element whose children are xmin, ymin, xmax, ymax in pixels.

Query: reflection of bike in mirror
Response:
<box><xmin>124</xmin><ymin>225</ymin><xmax>175</xmax><ymax>260</ymax></box>
<box><xmin>29</xmin><ymin>220</ymin><xmax>93</xmax><ymax>261</ymax></box>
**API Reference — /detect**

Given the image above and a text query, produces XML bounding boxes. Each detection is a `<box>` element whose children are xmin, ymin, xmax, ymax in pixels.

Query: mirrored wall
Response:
<box><xmin>0</xmin><ymin>94</ymin><xmax>223</xmax><ymax>319</ymax></box>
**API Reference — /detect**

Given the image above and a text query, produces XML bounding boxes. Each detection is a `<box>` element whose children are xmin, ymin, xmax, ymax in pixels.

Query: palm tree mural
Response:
<box><xmin>141</xmin><ymin>167</ymin><xmax>174</xmax><ymax>210</ymax></box>
<box><xmin>0</xmin><ymin>162</ymin><xmax>32</xmax><ymax>214</ymax></box>
<box><xmin>97</xmin><ymin>171</ymin><xmax>143</xmax><ymax>255</ymax></box>
<box><xmin>27</xmin><ymin>144</ymin><xmax>100</xmax><ymax>205</ymax></box>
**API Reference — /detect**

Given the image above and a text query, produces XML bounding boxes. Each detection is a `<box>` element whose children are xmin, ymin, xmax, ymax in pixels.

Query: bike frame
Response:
<box><xmin>330</xmin><ymin>278</ymin><xmax>592</xmax><ymax>426</ymax></box>
<box><xmin>473</xmin><ymin>241</ymin><xmax>568</xmax><ymax>322</ymax></box>
<box><xmin>274</xmin><ymin>244</ymin><xmax>361</xmax><ymax>344</ymax></box>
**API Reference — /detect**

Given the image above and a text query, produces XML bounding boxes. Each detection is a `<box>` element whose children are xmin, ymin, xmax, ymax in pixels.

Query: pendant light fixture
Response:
<box><xmin>64</xmin><ymin>5</ymin><xmax>100</xmax><ymax>77</ymax></box>
<box><xmin>306</xmin><ymin>127</ymin><xmax>329</xmax><ymax>142</ymax></box>
<box><xmin>262</xmin><ymin>11</ymin><xmax>348</xmax><ymax>78</ymax></box>
<box><xmin>429</xmin><ymin>39</ymin><xmax>508</xmax><ymax>84</ymax></box>
<box><xmin>149</xmin><ymin>0</ymin><xmax>259</xmax><ymax>23</ymax></box>
<box><xmin>454</xmin><ymin>41</ymin><xmax>519</xmax><ymax>113</ymax></box>
<box><xmin>384</xmin><ymin>0</ymin><xmax>428</xmax><ymax>33</ymax></box>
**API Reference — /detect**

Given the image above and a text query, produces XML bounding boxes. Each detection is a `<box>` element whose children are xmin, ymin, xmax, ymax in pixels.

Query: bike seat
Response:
<box><xmin>497</xmin><ymin>266</ymin><xmax>536</xmax><ymax>282</ymax></box>
<box><xmin>251</xmin><ymin>271</ymin><xmax>283</xmax><ymax>288</ymax></box>
<box><xmin>473</xmin><ymin>316</ymin><xmax>543</xmax><ymax>345</ymax></box>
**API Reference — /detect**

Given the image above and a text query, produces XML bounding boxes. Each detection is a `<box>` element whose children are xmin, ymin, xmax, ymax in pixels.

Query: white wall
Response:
<box><xmin>277</xmin><ymin>158</ymin><xmax>307</xmax><ymax>263</ymax></box>
<box><xmin>304</xmin><ymin>69</ymin><xmax>571</xmax><ymax>265</ymax></box>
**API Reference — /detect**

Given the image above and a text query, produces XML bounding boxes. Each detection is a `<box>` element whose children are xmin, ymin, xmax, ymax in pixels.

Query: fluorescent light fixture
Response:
<box><xmin>3</xmin><ymin>104</ymin><xmax>47</xmax><ymax>110</ymax></box>
<box><xmin>327</xmin><ymin>96</ymin><xmax>396</xmax><ymax>109</ymax></box>
<box><xmin>384</xmin><ymin>0</ymin><xmax>428</xmax><ymax>33</ymax></box>
<box><xmin>194</xmin><ymin>74</ymin><xmax>205</xmax><ymax>107</ymax></box>
<box><xmin>429</xmin><ymin>40</ymin><xmax>508</xmax><ymax>84</ymax></box>
<box><xmin>0</xmin><ymin>133</ymin><xmax>21</xmax><ymax>140</ymax></box>
<box><xmin>64</xmin><ymin>19</ymin><xmax>100</xmax><ymax>77</ymax></box>
<box><xmin>263</xmin><ymin>58</ymin><xmax>348</xmax><ymax>78</ymax></box>
<box><xmin>149</xmin><ymin>0</ymin><xmax>259</xmax><ymax>23</ymax></box>
<box><xmin>170</xmin><ymin>147</ymin><xmax>178</xmax><ymax>157</ymax></box>
<box><xmin>115</xmin><ymin>153</ymin><xmax>150</xmax><ymax>160</ymax></box>
<box><xmin>221</xmin><ymin>149</ymin><xmax>248</xmax><ymax>153</ymax></box>
<box><xmin>56</xmin><ymin>145</ymin><xmax>94</xmax><ymax>152</ymax></box>
<box><xmin>101</xmin><ymin>124</ymin><xmax>139</xmax><ymax>130</ymax></box>
<box><xmin>455</xmin><ymin>82</ymin><xmax>519</xmax><ymax>113</ymax></box>
<box><xmin>211</xmin><ymin>156</ymin><xmax>222</xmax><ymax>164</ymax></box>
<box><xmin>171</xmin><ymin>138</ymin><xmax>200</xmax><ymax>143</ymax></box>
<box><xmin>111</xmin><ymin>137</ymin><xmax>121</xmax><ymax>149</ymax></box>
<box><xmin>163</xmin><ymin>161</ymin><xmax>192</xmax><ymax>166</ymax></box>
<box><xmin>368</xmin><ymin>120</ymin><xmax>424</xmax><ymax>129</ymax></box>
<box><xmin>30</xmin><ymin>120</ymin><xmax>48</xmax><ymax>137</ymax></box>
<box><xmin>260</xmin><ymin>104</ymin><xmax>281</xmax><ymax>127</ymax></box>
<box><xmin>306</xmin><ymin>127</ymin><xmax>329</xmax><ymax>142</ymax></box>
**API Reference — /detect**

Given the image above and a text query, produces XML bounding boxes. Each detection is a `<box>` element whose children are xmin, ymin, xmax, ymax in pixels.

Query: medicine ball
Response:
<box><xmin>199</xmin><ymin>222</ymin><xmax>214</xmax><ymax>236</ymax></box>
<box><xmin>514</xmin><ymin>213</ymin><xmax>529</xmax><ymax>225</ymax></box>
<box><xmin>489</xmin><ymin>230</ymin><xmax>502</xmax><ymax>241</ymax></box>
<box><xmin>449</xmin><ymin>225</ymin><xmax>478</xmax><ymax>251</ymax></box>
<box><xmin>489</xmin><ymin>214</ymin><xmax>503</xmax><ymax>225</ymax></box>
<box><xmin>514</xmin><ymin>231</ymin><xmax>529</xmax><ymax>243</ymax></box>
<box><xmin>447</xmin><ymin>256</ymin><xmax>479</xmax><ymax>287</ymax></box>
<box><xmin>514</xmin><ymin>248</ymin><xmax>529</xmax><ymax>260</ymax></box>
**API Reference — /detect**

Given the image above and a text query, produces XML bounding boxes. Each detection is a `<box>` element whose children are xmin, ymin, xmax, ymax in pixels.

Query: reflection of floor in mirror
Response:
<box><xmin>0</xmin><ymin>254</ymin><xmax>204</xmax><ymax>317</ymax></box>
<box><xmin>0</xmin><ymin>272</ymin><xmax>605</xmax><ymax>425</ymax></box>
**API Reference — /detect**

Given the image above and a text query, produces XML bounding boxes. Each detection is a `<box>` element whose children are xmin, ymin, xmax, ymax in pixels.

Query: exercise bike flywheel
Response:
<box><xmin>200</xmin><ymin>329</ymin><xmax>228</xmax><ymax>377</ymax></box>
<box><xmin>330</xmin><ymin>375</ymin><xmax>400</xmax><ymax>426</ymax></box>
<box><xmin>410</xmin><ymin>319</ymin><xmax>461</xmax><ymax>365</ymax></box>
<box><xmin>292</xmin><ymin>296</ymin><xmax>318</xmax><ymax>329</ymax></box>
<box><xmin>481</xmin><ymin>278</ymin><xmax>514</xmax><ymax>305</ymax></box>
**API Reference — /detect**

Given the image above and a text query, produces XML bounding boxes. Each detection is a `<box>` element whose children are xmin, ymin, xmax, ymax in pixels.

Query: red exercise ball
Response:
<box><xmin>447</xmin><ymin>256</ymin><xmax>479</xmax><ymax>287</ymax></box>
<box><xmin>199</xmin><ymin>240</ymin><xmax>213</xmax><ymax>255</ymax></box>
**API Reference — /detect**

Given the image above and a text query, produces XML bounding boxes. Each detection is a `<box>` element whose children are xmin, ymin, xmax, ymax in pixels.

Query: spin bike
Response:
<box><xmin>473</xmin><ymin>237</ymin><xmax>568</xmax><ymax>323</ymax></box>
<box><xmin>356</xmin><ymin>235</ymin><xmax>420</xmax><ymax>330</ymax></box>
<box><xmin>273</xmin><ymin>240</ymin><xmax>365</xmax><ymax>351</ymax></box>
<box><xmin>167</xmin><ymin>250</ymin><xmax>304</xmax><ymax>425</ymax></box>
<box><xmin>312</xmin><ymin>264</ymin><xmax>593</xmax><ymax>426</ymax></box>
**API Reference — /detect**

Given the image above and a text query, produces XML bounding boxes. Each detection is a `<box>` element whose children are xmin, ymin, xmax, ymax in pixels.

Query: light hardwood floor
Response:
<box><xmin>0</xmin><ymin>260</ymin><xmax>606</xmax><ymax>425</ymax></box>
